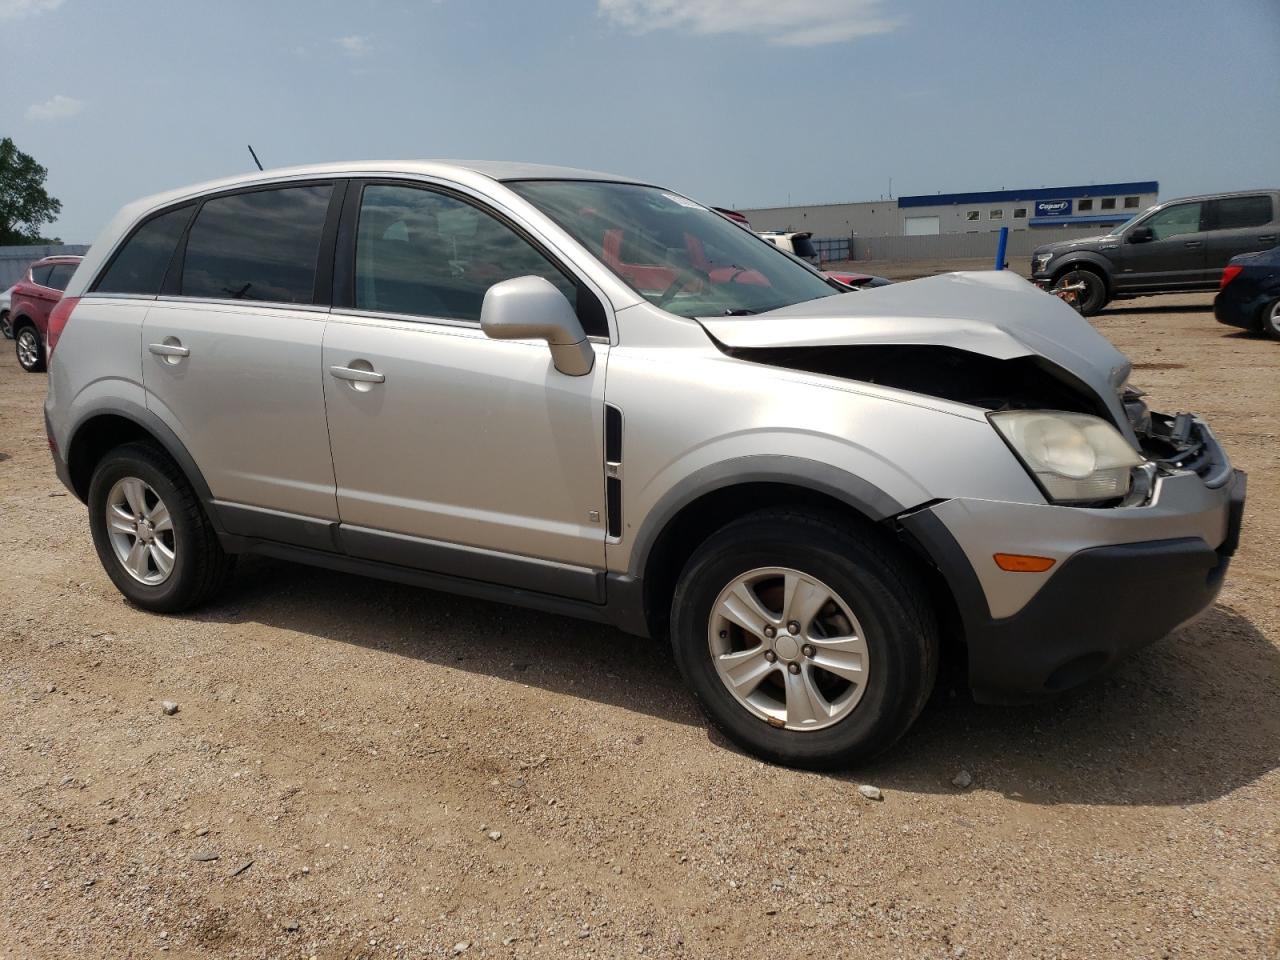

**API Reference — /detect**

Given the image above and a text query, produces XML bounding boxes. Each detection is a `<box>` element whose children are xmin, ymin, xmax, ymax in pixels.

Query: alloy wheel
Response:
<box><xmin>16</xmin><ymin>328</ymin><xmax>40</xmax><ymax>368</ymax></box>
<box><xmin>104</xmin><ymin>476</ymin><xmax>176</xmax><ymax>584</ymax></box>
<box><xmin>708</xmin><ymin>566</ymin><xmax>870</xmax><ymax>731</ymax></box>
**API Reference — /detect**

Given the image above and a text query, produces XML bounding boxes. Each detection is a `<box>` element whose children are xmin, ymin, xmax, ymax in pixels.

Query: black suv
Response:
<box><xmin>1030</xmin><ymin>190</ymin><xmax>1279</xmax><ymax>315</ymax></box>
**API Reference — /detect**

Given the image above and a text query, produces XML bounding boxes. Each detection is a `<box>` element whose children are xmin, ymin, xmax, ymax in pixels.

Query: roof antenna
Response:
<box><xmin>247</xmin><ymin>144</ymin><xmax>264</xmax><ymax>172</ymax></box>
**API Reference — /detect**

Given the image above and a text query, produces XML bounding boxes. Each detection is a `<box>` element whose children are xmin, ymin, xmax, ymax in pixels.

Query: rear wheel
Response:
<box><xmin>1058</xmin><ymin>267</ymin><xmax>1108</xmax><ymax>316</ymax></box>
<box><xmin>1</xmin><ymin>310</ymin><xmax>11</xmax><ymax>339</ymax></box>
<box><xmin>670</xmin><ymin>509</ymin><xmax>939</xmax><ymax>769</ymax></box>
<box><xmin>15</xmin><ymin>324</ymin><xmax>45</xmax><ymax>372</ymax></box>
<box><xmin>1262</xmin><ymin>298</ymin><xmax>1280</xmax><ymax>342</ymax></box>
<box><xmin>87</xmin><ymin>442</ymin><xmax>235</xmax><ymax>612</ymax></box>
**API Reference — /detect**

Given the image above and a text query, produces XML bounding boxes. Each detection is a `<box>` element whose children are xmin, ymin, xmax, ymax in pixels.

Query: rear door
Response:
<box><xmin>1205</xmin><ymin>195</ymin><xmax>1279</xmax><ymax>280</ymax></box>
<box><xmin>25</xmin><ymin>262</ymin><xmax>64</xmax><ymax>330</ymax></box>
<box><xmin>1115</xmin><ymin>200</ymin><xmax>1210</xmax><ymax>291</ymax></box>
<box><xmin>142</xmin><ymin>182</ymin><xmax>344</xmax><ymax>531</ymax></box>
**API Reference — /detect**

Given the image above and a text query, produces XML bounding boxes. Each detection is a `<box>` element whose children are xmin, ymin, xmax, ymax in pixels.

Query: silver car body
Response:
<box><xmin>45</xmin><ymin>161</ymin><xmax>1243</xmax><ymax>703</ymax></box>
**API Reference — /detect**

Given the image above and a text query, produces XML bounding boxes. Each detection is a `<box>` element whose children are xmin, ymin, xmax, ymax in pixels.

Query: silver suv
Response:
<box><xmin>45</xmin><ymin>162</ymin><xmax>1246</xmax><ymax>768</ymax></box>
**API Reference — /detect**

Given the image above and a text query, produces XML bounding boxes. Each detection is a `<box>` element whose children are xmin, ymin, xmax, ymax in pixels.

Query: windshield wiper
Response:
<box><xmin>723</xmin><ymin>308</ymin><xmax>757</xmax><ymax>316</ymax></box>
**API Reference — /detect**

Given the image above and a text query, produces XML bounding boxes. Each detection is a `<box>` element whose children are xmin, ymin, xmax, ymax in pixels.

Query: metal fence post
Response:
<box><xmin>994</xmin><ymin>227</ymin><xmax>1009</xmax><ymax>270</ymax></box>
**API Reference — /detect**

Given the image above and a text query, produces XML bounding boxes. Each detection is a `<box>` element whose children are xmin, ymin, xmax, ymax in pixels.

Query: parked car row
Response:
<box><xmin>35</xmin><ymin>160</ymin><xmax>1245</xmax><ymax>768</ymax></box>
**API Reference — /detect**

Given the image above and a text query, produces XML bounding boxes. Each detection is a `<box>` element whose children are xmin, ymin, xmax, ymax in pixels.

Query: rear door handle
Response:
<box><xmin>148</xmin><ymin>342</ymin><xmax>190</xmax><ymax>358</ymax></box>
<box><xmin>1183</xmin><ymin>240</ymin><xmax>1203</xmax><ymax>248</ymax></box>
<box><xmin>328</xmin><ymin>364</ymin><xmax>385</xmax><ymax>384</ymax></box>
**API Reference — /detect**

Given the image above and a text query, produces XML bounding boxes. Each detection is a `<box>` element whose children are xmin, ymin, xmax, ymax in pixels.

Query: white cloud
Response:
<box><xmin>335</xmin><ymin>34</ymin><xmax>372</xmax><ymax>57</ymax></box>
<box><xmin>26</xmin><ymin>94</ymin><xmax>84</xmax><ymax>121</ymax></box>
<box><xmin>0</xmin><ymin>0</ymin><xmax>63</xmax><ymax>19</ymax></box>
<box><xmin>598</xmin><ymin>0</ymin><xmax>901</xmax><ymax>46</ymax></box>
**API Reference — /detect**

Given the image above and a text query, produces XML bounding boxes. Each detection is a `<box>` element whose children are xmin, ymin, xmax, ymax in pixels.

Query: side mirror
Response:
<box><xmin>480</xmin><ymin>276</ymin><xmax>594</xmax><ymax>377</ymax></box>
<box><xmin>1128</xmin><ymin>226</ymin><xmax>1153</xmax><ymax>243</ymax></box>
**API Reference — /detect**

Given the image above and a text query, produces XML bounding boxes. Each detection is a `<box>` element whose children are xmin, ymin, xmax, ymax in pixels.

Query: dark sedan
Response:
<box><xmin>1215</xmin><ymin>246</ymin><xmax>1280</xmax><ymax>340</ymax></box>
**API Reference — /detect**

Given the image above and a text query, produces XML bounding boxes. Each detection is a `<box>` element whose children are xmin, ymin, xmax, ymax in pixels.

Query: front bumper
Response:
<box><xmin>901</xmin><ymin>428</ymin><xmax>1246</xmax><ymax>703</ymax></box>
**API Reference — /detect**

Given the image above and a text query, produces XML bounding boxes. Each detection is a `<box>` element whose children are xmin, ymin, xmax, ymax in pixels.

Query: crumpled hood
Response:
<box><xmin>700</xmin><ymin>271</ymin><xmax>1133</xmax><ymax>428</ymax></box>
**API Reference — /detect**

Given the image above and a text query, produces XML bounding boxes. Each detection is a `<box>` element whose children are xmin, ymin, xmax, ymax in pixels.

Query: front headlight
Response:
<box><xmin>990</xmin><ymin>411</ymin><xmax>1144</xmax><ymax>503</ymax></box>
<box><xmin>1032</xmin><ymin>252</ymin><xmax>1054</xmax><ymax>272</ymax></box>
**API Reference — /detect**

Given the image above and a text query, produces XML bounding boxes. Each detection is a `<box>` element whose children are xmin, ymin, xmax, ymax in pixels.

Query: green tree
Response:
<box><xmin>0</xmin><ymin>137</ymin><xmax>62</xmax><ymax>245</ymax></box>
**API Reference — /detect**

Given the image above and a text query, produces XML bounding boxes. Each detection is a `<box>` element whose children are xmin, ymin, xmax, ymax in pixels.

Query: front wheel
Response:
<box><xmin>1058</xmin><ymin>268</ymin><xmax>1108</xmax><ymax>316</ymax></box>
<box><xmin>15</xmin><ymin>325</ymin><xmax>45</xmax><ymax>372</ymax></box>
<box><xmin>1262</xmin><ymin>298</ymin><xmax>1280</xmax><ymax>342</ymax></box>
<box><xmin>670</xmin><ymin>509</ymin><xmax>939</xmax><ymax>769</ymax></box>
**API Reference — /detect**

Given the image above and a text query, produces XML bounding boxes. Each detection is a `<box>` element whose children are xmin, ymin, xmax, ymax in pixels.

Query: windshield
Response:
<box><xmin>1108</xmin><ymin>208</ymin><xmax>1152</xmax><ymax>235</ymax></box>
<box><xmin>508</xmin><ymin>180</ymin><xmax>838</xmax><ymax>317</ymax></box>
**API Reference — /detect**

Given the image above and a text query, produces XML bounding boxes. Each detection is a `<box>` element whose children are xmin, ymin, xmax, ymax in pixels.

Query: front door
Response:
<box><xmin>142</xmin><ymin>183</ymin><xmax>340</xmax><ymax>524</ymax></box>
<box><xmin>1115</xmin><ymin>200</ymin><xmax>1210</xmax><ymax>291</ymax></box>
<box><xmin>322</xmin><ymin>182</ymin><xmax>609</xmax><ymax>597</ymax></box>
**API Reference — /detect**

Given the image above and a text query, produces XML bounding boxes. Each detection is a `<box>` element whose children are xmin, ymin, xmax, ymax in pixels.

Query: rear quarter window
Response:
<box><xmin>45</xmin><ymin>263</ymin><xmax>77</xmax><ymax>291</ymax></box>
<box><xmin>95</xmin><ymin>205</ymin><xmax>193</xmax><ymax>295</ymax></box>
<box><xmin>30</xmin><ymin>264</ymin><xmax>54</xmax><ymax>286</ymax></box>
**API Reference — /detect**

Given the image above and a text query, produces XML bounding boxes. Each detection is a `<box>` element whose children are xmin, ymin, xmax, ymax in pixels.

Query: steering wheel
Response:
<box><xmin>655</xmin><ymin>266</ymin><xmax>711</xmax><ymax>307</ymax></box>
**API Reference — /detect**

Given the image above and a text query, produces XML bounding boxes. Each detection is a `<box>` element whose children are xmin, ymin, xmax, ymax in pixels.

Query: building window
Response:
<box><xmin>1078</xmin><ymin>198</ymin><xmax>1094</xmax><ymax>212</ymax></box>
<box><xmin>1013</xmin><ymin>208</ymin><xmax>1027</xmax><ymax>219</ymax></box>
<box><xmin>965</xmin><ymin>210</ymin><xmax>979</xmax><ymax>222</ymax></box>
<box><xmin>1124</xmin><ymin>196</ymin><xmax>1140</xmax><ymax>208</ymax></box>
<box><xmin>989</xmin><ymin>209</ymin><xmax>1003</xmax><ymax>220</ymax></box>
<box><xmin>1101</xmin><ymin>197</ymin><xmax>1117</xmax><ymax>210</ymax></box>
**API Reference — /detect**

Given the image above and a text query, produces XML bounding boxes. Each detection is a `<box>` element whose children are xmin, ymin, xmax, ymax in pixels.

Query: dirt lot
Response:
<box><xmin>1</xmin><ymin>292</ymin><xmax>1277</xmax><ymax>959</ymax></box>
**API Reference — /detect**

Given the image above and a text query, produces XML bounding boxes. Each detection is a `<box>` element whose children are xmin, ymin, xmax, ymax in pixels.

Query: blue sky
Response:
<box><xmin>3</xmin><ymin>0</ymin><xmax>1278</xmax><ymax>242</ymax></box>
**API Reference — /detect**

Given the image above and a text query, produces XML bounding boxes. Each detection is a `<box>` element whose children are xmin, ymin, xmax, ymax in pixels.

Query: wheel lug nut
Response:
<box><xmin>764</xmin><ymin>650</ymin><xmax>777</xmax><ymax>663</ymax></box>
<box><xmin>787</xmin><ymin>662</ymin><xmax>800</xmax><ymax>674</ymax></box>
<box><xmin>763</xmin><ymin>625</ymin><xmax>776</xmax><ymax>639</ymax></box>
<box><xmin>787</xmin><ymin>621</ymin><xmax>800</xmax><ymax>635</ymax></box>
<box><xmin>802</xmin><ymin>644</ymin><xmax>815</xmax><ymax>658</ymax></box>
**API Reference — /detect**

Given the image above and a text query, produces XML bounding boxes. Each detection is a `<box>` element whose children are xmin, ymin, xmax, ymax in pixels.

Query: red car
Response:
<box><xmin>9</xmin><ymin>255</ymin><xmax>82</xmax><ymax>372</ymax></box>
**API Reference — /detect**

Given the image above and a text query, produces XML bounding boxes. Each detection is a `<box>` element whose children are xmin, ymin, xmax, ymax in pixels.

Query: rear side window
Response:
<box><xmin>31</xmin><ymin>264</ymin><xmax>54</xmax><ymax>286</ymax></box>
<box><xmin>45</xmin><ymin>263</ymin><xmax>77</xmax><ymax>291</ymax></box>
<box><xmin>181</xmin><ymin>185</ymin><xmax>333</xmax><ymax>303</ymax></box>
<box><xmin>1212</xmin><ymin>195</ymin><xmax>1273</xmax><ymax>231</ymax></box>
<box><xmin>96</xmin><ymin>206</ymin><xmax>191</xmax><ymax>295</ymax></box>
<box><xmin>790</xmin><ymin>235</ymin><xmax>817</xmax><ymax>259</ymax></box>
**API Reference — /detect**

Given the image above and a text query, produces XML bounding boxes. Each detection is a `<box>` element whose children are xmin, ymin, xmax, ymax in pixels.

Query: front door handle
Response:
<box><xmin>1183</xmin><ymin>240</ymin><xmax>1203</xmax><ymax>248</ymax></box>
<box><xmin>148</xmin><ymin>342</ymin><xmax>190</xmax><ymax>358</ymax></box>
<box><xmin>1260</xmin><ymin>235</ymin><xmax>1277</xmax><ymax>244</ymax></box>
<box><xmin>329</xmin><ymin>364</ymin><xmax>385</xmax><ymax>384</ymax></box>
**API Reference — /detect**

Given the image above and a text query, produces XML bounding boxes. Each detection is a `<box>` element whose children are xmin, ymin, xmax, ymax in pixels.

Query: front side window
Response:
<box><xmin>182</xmin><ymin>185</ymin><xmax>333</xmax><ymax>303</ymax></box>
<box><xmin>1144</xmin><ymin>201</ymin><xmax>1204</xmax><ymax>241</ymax></box>
<box><xmin>353</xmin><ymin>184</ymin><xmax>583</xmax><ymax>327</ymax></box>
<box><xmin>45</xmin><ymin>263</ymin><xmax>77</xmax><ymax>291</ymax></box>
<box><xmin>509</xmin><ymin>180</ymin><xmax>837</xmax><ymax>318</ymax></box>
<box><xmin>1211</xmin><ymin>195</ymin><xmax>1273</xmax><ymax>231</ymax></box>
<box><xmin>96</xmin><ymin>205</ymin><xmax>191</xmax><ymax>295</ymax></box>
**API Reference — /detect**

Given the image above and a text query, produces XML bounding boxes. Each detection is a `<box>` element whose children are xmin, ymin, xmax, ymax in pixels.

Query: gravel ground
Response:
<box><xmin>1</xmin><ymin>292</ymin><xmax>1277</xmax><ymax>959</ymax></box>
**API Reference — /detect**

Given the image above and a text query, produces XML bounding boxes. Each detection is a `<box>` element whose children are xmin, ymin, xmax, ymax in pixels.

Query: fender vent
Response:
<box><xmin>605</xmin><ymin>404</ymin><xmax>623</xmax><ymax>539</ymax></box>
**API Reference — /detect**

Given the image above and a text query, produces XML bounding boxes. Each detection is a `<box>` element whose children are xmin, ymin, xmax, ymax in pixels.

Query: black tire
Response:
<box><xmin>670</xmin><ymin>509</ymin><xmax>939</xmax><ymax>769</ymax></box>
<box><xmin>1058</xmin><ymin>267</ymin><xmax>1109</xmax><ymax>316</ymax></box>
<box><xmin>87</xmin><ymin>442</ymin><xmax>235</xmax><ymax>613</ymax></box>
<box><xmin>14</xmin><ymin>322</ymin><xmax>46</xmax><ymax>372</ymax></box>
<box><xmin>1</xmin><ymin>310</ymin><xmax>12</xmax><ymax>340</ymax></box>
<box><xmin>1262</xmin><ymin>298</ymin><xmax>1280</xmax><ymax>342</ymax></box>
